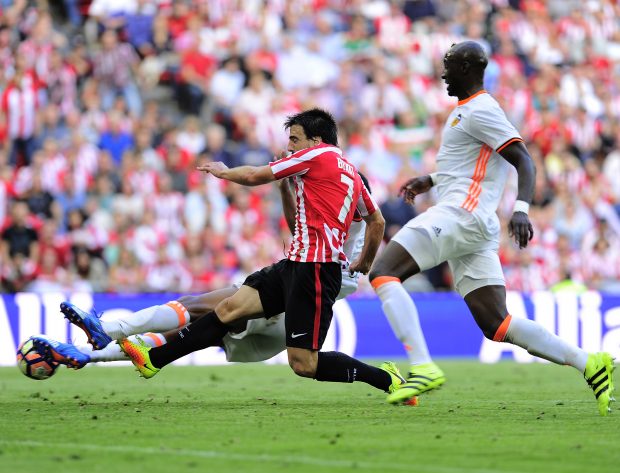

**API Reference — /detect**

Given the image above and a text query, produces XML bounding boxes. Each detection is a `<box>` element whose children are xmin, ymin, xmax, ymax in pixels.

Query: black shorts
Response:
<box><xmin>243</xmin><ymin>259</ymin><xmax>342</xmax><ymax>350</ymax></box>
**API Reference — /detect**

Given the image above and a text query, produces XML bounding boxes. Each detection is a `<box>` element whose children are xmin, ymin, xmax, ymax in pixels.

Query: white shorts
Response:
<box><xmin>391</xmin><ymin>204</ymin><xmax>504</xmax><ymax>297</ymax></box>
<box><xmin>222</xmin><ymin>270</ymin><xmax>358</xmax><ymax>362</ymax></box>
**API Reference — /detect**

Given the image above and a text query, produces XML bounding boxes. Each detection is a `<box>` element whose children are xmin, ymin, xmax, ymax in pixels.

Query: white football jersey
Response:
<box><xmin>343</xmin><ymin>217</ymin><xmax>365</xmax><ymax>266</ymax></box>
<box><xmin>434</xmin><ymin>91</ymin><xmax>522</xmax><ymax>231</ymax></box>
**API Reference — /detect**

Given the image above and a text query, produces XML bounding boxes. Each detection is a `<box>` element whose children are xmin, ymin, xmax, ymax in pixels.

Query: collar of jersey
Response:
<box><xmin>457</xmin><ymin>89</ymin><xmax>487</xmax><ymax>106</ymax></box>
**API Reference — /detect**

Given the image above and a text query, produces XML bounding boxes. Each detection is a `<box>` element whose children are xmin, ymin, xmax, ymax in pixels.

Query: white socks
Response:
<box><xmin>372</xmin><ymin>278</ymin><xmax>432</xmax><ymax>365</ymax></box>
<box><xmin>77</xmin><ymin>333</ymin><xmax>167</xmax><ymax>363</ymax></box>
<box><xmin>101</xmin><ymin>301</ymin><xmax>190</xmax><ymax>340</ymax></box>
<box><xmin>498</xmin><ymin>315</ymin><xmax>588</xmax><ymax>372</ymax></box>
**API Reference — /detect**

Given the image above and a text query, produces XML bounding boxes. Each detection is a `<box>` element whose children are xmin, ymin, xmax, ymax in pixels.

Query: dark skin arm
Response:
<box><xmin>498</xmin><ymin>141</ymin><xmax>535</xmax><ymax>249</ymax></box>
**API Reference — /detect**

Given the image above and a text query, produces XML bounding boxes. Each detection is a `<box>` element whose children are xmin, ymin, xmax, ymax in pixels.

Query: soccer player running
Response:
<box><xmin>56</xmin><ymin>109</ymin><xmax>409</xmax><ymax>397</ymax></box>
<box><xmin>368</xmin><ymin>41</ymin><xmax>615</xmax><ymax>415</ymax></box>
<box><xmin>33</xmin><ymin>175</ymin><xmax>372</xmax><ymax>368</ymax></box>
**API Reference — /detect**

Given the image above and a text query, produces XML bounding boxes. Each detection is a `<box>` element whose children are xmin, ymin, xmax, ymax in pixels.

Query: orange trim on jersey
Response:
<box><xmin>166</xmin><ymin>301</ymin><xmax>189</xmax><ymax>327</ymax></box>
<box><xmin>143</xmin><ymin>332</ymin><xmax>164</xmax><ymax>347</ymax></box>
<box><xmin>458</xmin><ymin>90</ymin><xmax>487</xmax><ymax>106</ymax></box>
<box><xmin>461</xmin><ymin>144</ymin><xmax>492</xmax><ymax>212</ymax></box>
<box><xmin>496</xmin><ymin>137</ymin><xmax>523</xmax><ymax>153</ymax></box>
<box><xmin>370</xmin><ymin>276</ymin><xmax>401</xmax><ymax>289</ymax></box>
<box><xmin>493</xmin><ymin>315</ymin><xmax>513</xmax><ymax>342</ymax></box>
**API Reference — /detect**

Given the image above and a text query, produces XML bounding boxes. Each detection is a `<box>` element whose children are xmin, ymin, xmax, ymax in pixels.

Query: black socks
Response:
<box><xmin>315</xmin><ymin>351</ymin><xmax>392</xmax><ymax>392</ymax></box>
<box><xmin>149</xmin><ymin>311</ymin><xmax>228</xmax><ymax>369</ymax></box>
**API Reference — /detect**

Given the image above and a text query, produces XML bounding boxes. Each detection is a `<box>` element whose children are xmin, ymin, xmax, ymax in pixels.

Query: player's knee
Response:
<box><xmin>214</xmin><ymin>298</ymin><xmax>239</xmax><ymax>323</ymax></box>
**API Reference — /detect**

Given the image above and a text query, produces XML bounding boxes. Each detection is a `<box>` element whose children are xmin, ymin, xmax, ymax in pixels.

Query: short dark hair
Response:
<box><xmin>358</xmin><ymin>171</ymin><xmax>371</xmax><ymax>194</ymax></box>
<box><xmin>284</xmin><ymin>108</ymin><xmax>338</xmax><ymax>146</ymax></box>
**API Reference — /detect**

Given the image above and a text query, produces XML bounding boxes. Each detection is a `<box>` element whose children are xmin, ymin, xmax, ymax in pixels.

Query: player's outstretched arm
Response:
<box><xmin>349</xmin><ymin>208</ymin><xmax>385</xmax><ymax>274</ymax></box>
<box><xmin>196</xmin><ymin>163</ymin><xmax>276</xmax><ymax>186</ymax></box>
<box><xmin>499</xmin><ymin>141</ymin><xmax>536</xmax><ymax>249</ymax></box>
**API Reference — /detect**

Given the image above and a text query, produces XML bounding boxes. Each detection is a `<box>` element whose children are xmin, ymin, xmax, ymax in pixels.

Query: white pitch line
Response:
<box><xmin>0</xmin><ymin>439</ymin><xmax>523</xmax><ymax>473</ymax></box>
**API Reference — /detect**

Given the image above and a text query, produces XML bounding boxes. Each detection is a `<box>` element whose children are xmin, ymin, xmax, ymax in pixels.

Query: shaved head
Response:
<box><xmin>445</xmin><ymin>41</ymin><xmax>488</xmax><ymax>72</ymax></box>
<box><xmin>441</xmin><ymin>41</ymin><xmax>488</xmax><ymax>99</ymax></box>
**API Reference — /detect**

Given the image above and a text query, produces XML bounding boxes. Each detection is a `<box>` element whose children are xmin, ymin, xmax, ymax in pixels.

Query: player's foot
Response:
<box><xmin>32</xmin><ymin>336</ymin><xmax>90</xmax><ymax>369</ymax></box>
<box><xmin>60</xmin><ymin>302</ymin><xmax>112</xmax><ymax>350</ymax></box>
<box><xmin>584</xmin><ymin>352</ymin><xmax>615</xmax><ymax>416</ymax></box>
<box><xmin>379</xmin><ymin>361</ymin><xmax>406</xmax><ymax>394</ymax></box>
<box><xmin>386</xmin><ymin>362</ymin><xmax>445</xmax><ymax>405</ymax></box>
<box><xmin>118</xmin><ymin>337</ymin><xmax>160</xmax><ymax>379</ymax></box>
<box><xmin>406</xmin><ymin>362</ymin><xmax>446</xmax><ymax>393</ymax></box>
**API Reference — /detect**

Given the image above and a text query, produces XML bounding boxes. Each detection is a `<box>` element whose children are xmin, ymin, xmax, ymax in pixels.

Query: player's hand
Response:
<box><xmin>508</xmin><ymin>211</ymin><xmax>534</xmax><ymax>249</ymax></box>
<box><xmin>349</xmin><ymin>259</ymin><xmax>371</xmax><ymax>275</ymax></box>
<box><xmin>196</xmin><ymin>162</ymin><xmax>228</xmax><ymax>178</ymax></box>
<box><xmin>399</xmin><ymin>175</ymin><xmax>433</xmax><ymax>205</ymax></box>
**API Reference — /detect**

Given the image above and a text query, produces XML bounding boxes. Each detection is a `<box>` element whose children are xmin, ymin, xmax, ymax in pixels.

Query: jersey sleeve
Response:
<box><xmin>355</xmin><ymin>182</ymin><xmax>378</xmax><ymax>217</ymax></box>
<box><xmin>269</xmin><ymin>150</ymin><xmax>313</xmax><ymax>180</ymax></box>
<box><xmin>467</xmin><ymin>105</ymin><xmax>523</xmax><ymax>152</ymax></box>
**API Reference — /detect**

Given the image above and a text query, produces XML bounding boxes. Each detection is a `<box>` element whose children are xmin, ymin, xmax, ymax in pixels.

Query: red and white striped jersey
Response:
<box><xmin>269</xmin><ymin>143</ymin><xmax>377</xmax><ymax>263</ymax></box>
<box><xmin>1</xmin><ymin>72</ymin><xmax>41</xmax><ymax>139</ymax></box>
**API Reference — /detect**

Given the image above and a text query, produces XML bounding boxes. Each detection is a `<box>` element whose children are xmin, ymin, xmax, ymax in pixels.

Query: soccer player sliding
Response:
<box><xmin>32</xmin><ymin>176</ymin><xmax>393</xmax><ymax>387</ymax></box>
<box><xmin>36</xmin><ymin>109</ymin><xmax>414</xmax><ymax>401</ymax></box>
<box><xmin>367</xmin><ymin>41</ymin><xmax>615</xmax><ymax>415</ymax></box>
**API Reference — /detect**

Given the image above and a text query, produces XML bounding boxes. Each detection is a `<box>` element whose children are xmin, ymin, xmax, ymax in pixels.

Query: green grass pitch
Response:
<box><xmin>1</xmin><ymin>361</ymin><xmax>618</xmax><ymax>473</ymax></box>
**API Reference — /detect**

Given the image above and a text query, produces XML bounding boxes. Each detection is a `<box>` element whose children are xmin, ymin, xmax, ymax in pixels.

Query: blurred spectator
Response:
<box><xmin>108</xmin><ymin>244</ymin><xmax>143</xmax><ymax>293</ymax></box>
<box><xmin>235</xmin><ymin>127</ymin><xmax>272</xmax><ymax>166</ymax></box>
<box><xmin>2</xmin><ymin>53</ymin><xmax>42</xmax><ymax>167</ymax></box>
<box><xmin>210</xmin><ymin>56</ymin><xmax>245</xmax><ymax>128</ymax></box>
<box><xmin>68</xmin><ymin>246</ymin><xmax>108</xmax><ymax>293</ymax></box>
<box><xmin>93</xmin><ymin>29</ymin><xmax>142</xmax><ymax>116</ymax></box>
<box><xmin>175</xmin><ymin>23</ymin><xmax>216</xmax><ymax>116</ymax></box>
<box><xmin>123</xmin><ymin>0</ymin><xmax>157</xmax><ymax>56</ymax></box>
<box><xmin>204</xmin><ymin>123</ymin><xmax>238</xmax><ymax>168</ymax></box>
<box><xmin>24</xmin><ymin>172</ymin><xmax>55</xmax><ymax>219</ymax></box>
<box><xmin>1</xmin><ymin>201</ymin><xmax>39</xmax><ymax>291</ymax></box>
<box><xmin>46</xmin><ymin>48</ymin><xmax>78</xmax><ymax>115</ymax></box>
<box><xmin>143</xmin><ymin>245</ymin><xmax>192</xmax><ymax>293</ymax></box>
<box><xmin>98</xmin><ymin>111</ymin><xmax>134</xmax><ymax>165</ymax></box>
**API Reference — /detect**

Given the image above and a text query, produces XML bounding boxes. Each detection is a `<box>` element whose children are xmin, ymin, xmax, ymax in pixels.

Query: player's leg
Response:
<box><xmin>31</xmin><ymin>331</ymin><xmax>167</xmax><ymax>369</ymax></box>
<box><xmin>121</xmin><ymin>262</ymin><xmax>286</xmax><ymax>376</ymax></box>
<box><xmin>368</xmin><ymin>239</ymin><xmax>432</xmax><ymax>365</ymax></box>
<box><xmin>76</xmin><ymin>332</ymin><xmax>167</xmax><ymax>362</ymax></box>
<box><xmin>460</xmin><ymin>253</ymin><xmax>614</xmax><ymax>416</ymax></box>
<box><xmin>464</xmin><ymin>284</ymin><xmax>590</xmax><ymax>367</ymax></box>
<box><xmin>136</xmin><ymin>286</ymin><xmax>263</xmax><ymax>370</ymax></box>
<box><xmin>285</xmin><ymin>261</ymin><xmax>405</xmax><ymax>394</ymax></box>
<box><xmin>178</xmin><ymin>288</ymin><xmax>238</xmax><ymax>320</ymax></box>
<box><xmin>60</xmin><ymin>288</ymin><xmax>238</xmax><ymax>349</ymax></box>
<box><xmin>368</xmin><ymin>230</ymin><xmax>443</xmax><ymax>394</ymax></box>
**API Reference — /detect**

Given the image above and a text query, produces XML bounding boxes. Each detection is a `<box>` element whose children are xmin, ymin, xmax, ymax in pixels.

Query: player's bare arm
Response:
<box><xmin>499</xmin><ymin>141</ymin><xmax>536</xmax><ymax>249</ymax></box>
<box><xmin>196</xmin><ymin>162</ymin><xmax>276</xmax><ymax>186</ymax></box>
<box><xmin>349</xmin><ymin>209</ymin><xmax>385</xmax><ymax>274</ymax></box>
<box><xmin>399</xmin><ymin>175</ymin><xmax>433</xmax><ymax>205</ymax></box>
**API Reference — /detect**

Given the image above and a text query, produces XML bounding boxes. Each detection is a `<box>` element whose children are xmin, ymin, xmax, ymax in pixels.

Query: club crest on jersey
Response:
<box><xmin>450</xmin><ymin>114</ymin><xmax>462</xmax><ymax>127</ymax></box>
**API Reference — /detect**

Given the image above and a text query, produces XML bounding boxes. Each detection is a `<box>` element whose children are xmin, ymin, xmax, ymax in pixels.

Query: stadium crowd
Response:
<box><xmin>0</xmin><ymin>0</ymin><xmax>619</xmax><ymax>294</ymax></box>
